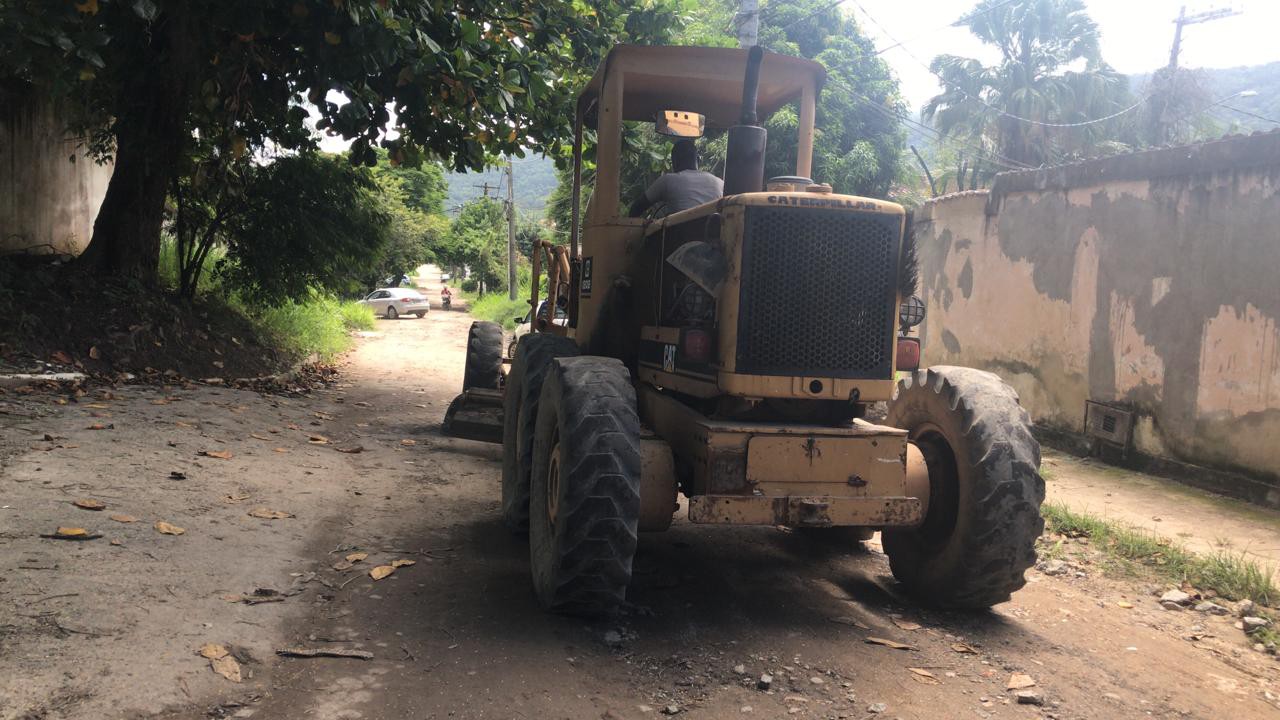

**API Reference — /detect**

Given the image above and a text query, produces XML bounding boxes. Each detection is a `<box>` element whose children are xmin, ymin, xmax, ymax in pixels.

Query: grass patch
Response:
<box><xmin>239</xmin><ymin>295</ymin><xmax>367</xmax><ymax>362</ymax></box>
<box><xmin>469</xmin><ymin>288</ymin><xmax>530</xmax><ymax>331</ymax></box>
<box><xmin>338</xmin><ymin>301</ymin><xmax>376</xmax><ymax>331</ymax></box>
<box><xmin>1042</xmin><ymin>501</ymin><xmax>1277</xmax><ymax>606</ymax></box>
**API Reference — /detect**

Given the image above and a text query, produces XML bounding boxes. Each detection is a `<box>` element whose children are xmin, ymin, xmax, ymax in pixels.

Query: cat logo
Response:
<box><xmin>662</xmin><ymin>344</ymin><xmax>676</xmax><ymax>372</ymax></box>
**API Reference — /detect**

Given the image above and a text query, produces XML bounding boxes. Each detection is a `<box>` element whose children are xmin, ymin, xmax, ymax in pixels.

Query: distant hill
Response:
<box><xmin>1130</xmin><ymin>62</ymin><xmax>1280</xmax><ymax>134</ymax></box>
<box><xmin>443</xmin><ymin>154</ymin><xmax>558</xmax><ymax>218</ymax></box>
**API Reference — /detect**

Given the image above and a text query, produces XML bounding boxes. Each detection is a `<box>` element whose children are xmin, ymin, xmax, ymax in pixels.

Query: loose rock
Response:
<box><xmin>1016</xmin><ymin>690</ymin><xmax>1044</xmax><ymax>706</ymax></box>
<box><xmin>1037</xmin><ymin>559</ymin><xmax>1069</xmax><ymax>576</ymax></box>
<box><xmin>1159</xmin><ymin>589</ymin><xmax>1192</xmax><ymax>606</ymax></box>
<box><xmin>1236</xmin><ymin>599</ymin><xmax>1256</xmax><ymax>617</ymax></box>
<box><xmin>1242</xmin><ymin>616</ymin><xmax>1271</xmax><ymax>633</ymax></box>
<box><xmin>1194</xmin><ymin>601</ymin><xmax>1230</xmax><ymax>616</ymax></box>
<box><xmin>661</xmin><ymin>704</ymin><xmax>680</xmax><ymax>715</ymax></box>
<box><xmin>867</xmin><ymin>702</ymin><xmax>887</xmax><ymax>714</ymax></box>
<box><xmin>757</xmin><ymin>673</ymin><xmax>773</xmax><ymax>691</ymax></box>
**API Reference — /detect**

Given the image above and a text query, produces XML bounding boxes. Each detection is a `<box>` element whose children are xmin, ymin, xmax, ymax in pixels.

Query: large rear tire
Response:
<box><xmin>501</xmin><ymin>333</ymin><xmax>580</xmax><ymax>533</ymax></box>
<box><xmin>883</xmin><ymin>366</ymin><xmax>1044</xmax><ymax>608</ymax></box>
<box><xmin>528</xmin><ymin>357</ymin><xmax>640</xmax><ymax>615</ymax></box>
<box><xmin>463</xmin><ymin>321</ymin><xmax>503</xmax><ymax>391</ymax></box>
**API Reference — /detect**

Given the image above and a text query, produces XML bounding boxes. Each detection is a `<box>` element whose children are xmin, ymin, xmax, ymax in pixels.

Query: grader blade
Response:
<box><xmin>441</xmin><ymin>388</ymin><xmax>504</xmax><ymax>443</ymax></box>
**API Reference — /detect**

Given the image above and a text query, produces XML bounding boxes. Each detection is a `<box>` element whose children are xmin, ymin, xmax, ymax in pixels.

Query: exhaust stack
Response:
<box><xmin>723</xmin><ymin>46</ymin><xmax>767</xmax><ymax>196</ymax></box>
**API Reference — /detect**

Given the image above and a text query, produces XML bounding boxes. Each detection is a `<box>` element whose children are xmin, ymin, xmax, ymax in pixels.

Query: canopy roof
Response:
<box><xmin>576</xmin><ymin>45</ymin><xmax>826</xmax><ymax>129</ymax></box>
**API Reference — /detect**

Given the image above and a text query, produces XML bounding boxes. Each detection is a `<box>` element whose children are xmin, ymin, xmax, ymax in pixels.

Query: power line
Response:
<box><xmin>851</xmin><ymin>92</ymin><xmax>1036</xmax><ymax>171</ymax></box>
<box><xmin>1216</xmin><ymin>104</ymin><xmax>1280</xmax><ymax>126</ymax></box>
<box><xmin>778</xmin><ymin>0</ymin><xmax>848</xmax><ymax>32</ymax></box>
<box><xmin>849</xmin><ymin>0</ymin><xmax>1147</xmax><ymax>129</ymax></box>
<box><xmin>874</xmin><ymin>0</ymin><xmax>1021</xmax><ymax>55</ymax></box>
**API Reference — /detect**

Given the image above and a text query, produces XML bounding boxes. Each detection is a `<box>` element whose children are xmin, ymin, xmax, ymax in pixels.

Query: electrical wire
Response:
<box><xmin>777</xmin><ymin>0</ymin><xmax>849</xmax><ymax>32</ymax></box>
<box><xmin>874</xmin><ymin>0</ymin><xmax>1022</xmax><ymax>55</ymax></box>
<box><xmin>851</xmin><ymin>92</ymin><xmax>1037</xmax><ymax>171</ymax></box>
<box><xmin>1215</xmin><ymin>104</ymin><xmax>1280</xmax><ymax>126</ymax></box>
<box><xmin>849</xmin><ymin>0</ymin><xmax>1148</xmax><ymax>129</ymax></box>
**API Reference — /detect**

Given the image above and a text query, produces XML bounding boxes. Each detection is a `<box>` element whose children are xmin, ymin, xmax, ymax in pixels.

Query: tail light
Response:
<box><xmin>400</xmin><ymin>298</ymin><xmax>413</xmax><ymax>303</ymax></box>
<box><xmin>682</xmin><ymin>329</ymin><xmax>712</xmax><ymax>363</ymax></box>
<box><xmin>896</xmin><ymin>337</ymin><xmax>921</xmax><ymax>371</ymax></box>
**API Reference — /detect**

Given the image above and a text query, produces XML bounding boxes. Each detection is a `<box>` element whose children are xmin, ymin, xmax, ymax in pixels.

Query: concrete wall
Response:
<box><xmin>914</xmin><ymin>131</ymin><xmax>1280</xmax><ymax>502</ymax></box>
<box><xmin>0</xmin><ymin>85</ymin><xmax>112</xmax><ymax>256</ymax></box>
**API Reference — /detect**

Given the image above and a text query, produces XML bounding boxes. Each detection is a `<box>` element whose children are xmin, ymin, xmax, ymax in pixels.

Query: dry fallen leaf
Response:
<box><xmin>345</xmin><ymin>552</ymin><xmax>368</xmax><ymax>563</ymax></box>
<box><xmin>1117</xmin><ymin>600</ymin><xmax>1134</xmax><ymax>609</ymax></box>
<box><xmin>110</xmin><ymin>539</ymin><xmax>123</xmax><ymax>546</ymax></box>
<box><xmin>250</xmin><ymin>433</ymin><xmax>271</xmax><ymax>441</ymax></box>
<box><xmin>308</xmin><ymin>435</ymin><xmax>329</xmax><ymax>444</ymax></box>
<box><xmin>332</xmin><ymin>560</ymin><xmax>354</xmax><ymax>571</ymax></box>
<box><xmin>335</xmin><ymin>446</ymin><xmax>364</xmax><ymax>454</ymax></box>
<box><xmin>150</xmin><ymin>398</ymin><xmax>170</xmax><ymax>405</ymax></box>
<box><xmin>1006</xmin><ymin>673</ymin><xmax>1036</xmax><ymax>690</ymax></box>
<box><xmin>369</xmin><ymin>565</ymin><xmax>395</xmax><ymax>581</ymax></box>
<box><xmin>109</xmin><ymin>514</ymin><xmax>138</xmax><ymax>523</ymax></box>
<box><xmin>828</xmin><ymin>616</ymin><xmax>870</xmax><ymax>629</ymax></box>
<box><xmin>247</xmin><ymin>508</ymin><xmax>294</xmax><ymax>520</ymax></box>
<box><xmin>399</xmin><ymin>439</ymin><xmax>416</xmax><ymax>446</ymax></box>
<box><xmin>273</xmin><ymin>447</ymin><xmax>289</xmax><ymax>453</ymax></box>
<box><xmin>390</xmin><ymin>559</ymin><xmax>415</xmax><ymax>568</ymax></box>
<box><xmin>890</xmin><ymin>617</ymin><xmax>923</xmax><ymax>631</ymax></box>
<box><xmin>72</xmin><ymin>498</ymin><xmax>106</xmax><ymax>511</ymax></box>
<box><xmin>224</xmin><ymin>494</ymin><xmax>251</xmax><ymax>503</ymax></box>
<box><xmin>864</xmin><ymin>637</ymin><xmax>915</xmax><ymax>651</ymax></box>
<box><xmin>88</xmin><ymin>346</ymin><xmax>101</xmax><ymax>360</ymax></box>
<box><xmin>42</xmin><ymin>526</ymin><xmax>102</xmax><ymax>540</ymax></box>
<box><xmin>950</xmin><ymin>642</ymin><xmax>977</xmax><ymax>654</ymax></box>
<box><xmin>198</xmin><ymin>643</ymin><xmax>229</xmax><ymax>659</ymax></box>
<box><xmin>197</xmin><ymin>643</ymin><xmax>242</xmax><ymax>683</ymax></box>
<box><xmin>154</xmin><ymin>521</ymin><xmax>186</xmax><ymax>535</ymax></box>
<box><xmin>51</xmin><ymin>350</ymin><xmax>73</xmax><ymax>364</ymax></box>
<box><xmin>175</xmin><ymin>420</ymin><xmax>196</xmax><ymax>429</ymax></box>
<box><xmin>276</xmin><ymin>647</ymin><xmax>373</xmax><ymax>660</ymax></box>
<box><xmin>908</xmin><ymin>668</ymin><xmax>940</xmax><ymax>685</ymax></box>
<box><xmin>86</xmin><ymin>423</ymin><xmax>112</xmax><ymax>430</ymax></box>
<box><xmin>200</xmin><ymin>450</ymin><xmax>233</xmax><ymax>460</ymax></box>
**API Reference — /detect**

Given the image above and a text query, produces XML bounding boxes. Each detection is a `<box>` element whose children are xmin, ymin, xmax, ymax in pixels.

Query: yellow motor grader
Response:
<box><xmin>444</xmin><ymin>45</ymin><xmax>1044</xmax><ymax>615</ymax></box>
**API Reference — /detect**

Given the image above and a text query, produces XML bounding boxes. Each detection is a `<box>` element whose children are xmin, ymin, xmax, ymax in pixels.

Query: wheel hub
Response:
<box><xmin>546</xmin><ymin>441</ymin><xmax>562</xmax><ymax>528</ymax></box>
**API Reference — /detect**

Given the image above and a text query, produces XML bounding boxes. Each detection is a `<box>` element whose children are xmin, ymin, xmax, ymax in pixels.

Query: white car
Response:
<box><xmin>361</xmin><ymin>288</ymin><xmax>430</xmax><ymax>319</ymax></box>
<box><xmin>509</xmin><ymin>300</ymin><xmax>568</xmax><ymax>356</ymax></box>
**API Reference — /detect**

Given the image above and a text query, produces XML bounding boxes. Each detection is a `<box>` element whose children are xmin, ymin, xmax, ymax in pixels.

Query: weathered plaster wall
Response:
<box><xmin>0</xmin><ymin>86</ymin><xmax>112</xmax><ymax>256</ymax></box>
<box><xmin>915</xmin><ymin>131</ymin><xmax>1280</xmax><ymax>497</ymax></box>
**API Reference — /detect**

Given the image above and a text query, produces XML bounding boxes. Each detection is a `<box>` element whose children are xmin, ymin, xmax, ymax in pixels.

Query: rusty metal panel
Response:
<box><xmin>687</xmin><ymin>495</ymin><xmax>921</xmax><ymax>527</ymax></box>
<box><xmin>745</xmin><ymin>434</ymin><xmax>906</xmax><ymax>496</ymax></box>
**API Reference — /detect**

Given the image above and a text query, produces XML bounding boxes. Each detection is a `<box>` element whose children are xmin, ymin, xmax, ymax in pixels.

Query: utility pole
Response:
<box><xmin>505</xmin><ymin>160</ymin><xmax>517</xmax><ymax>301</ymax></box>
<box><xmin>1168</xmin><ymin>5</ymin><xmax>1240</xmax><ymax>72</ymax></box>
<box><xmin>735</xmin><ymin>0</ymin><xmax>758</xmax><ymax>48</ymax></box>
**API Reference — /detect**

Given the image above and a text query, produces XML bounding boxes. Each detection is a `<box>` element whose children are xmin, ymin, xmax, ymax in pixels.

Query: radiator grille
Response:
<box><xmin>735</xmin><ymin>206</ymin><xmax>900</xmax><ymax>379</ymax></box>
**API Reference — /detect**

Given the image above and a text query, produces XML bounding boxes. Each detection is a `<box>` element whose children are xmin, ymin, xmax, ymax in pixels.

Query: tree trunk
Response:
<box><xmin>76</xmin><ymin>9</ymin><xmax>198</xmax><ymax>286</ymax></box>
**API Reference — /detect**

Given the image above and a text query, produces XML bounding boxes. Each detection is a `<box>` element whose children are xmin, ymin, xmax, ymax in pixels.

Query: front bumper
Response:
<box><xmin>688</xmin><ymin>495</ymin><xmax>922</xmax><ymax>527</ymax></box>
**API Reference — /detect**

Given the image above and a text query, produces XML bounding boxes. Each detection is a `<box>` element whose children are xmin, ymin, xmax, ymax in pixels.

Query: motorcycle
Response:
<box><xmin>441</xmin><ymin>294</ymin><xmax>452</xmax><ymax>310</ymax></box>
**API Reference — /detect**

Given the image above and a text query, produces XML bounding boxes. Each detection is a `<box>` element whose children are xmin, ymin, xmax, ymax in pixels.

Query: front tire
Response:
<box><xmin>528</xmin><ymin>357</ymin><xmax>640</xmax><ymax>615</ymax></box>
<box><xmin>463</xmin><ymin>321</ymin><xmax>503</xmax><ymax>391</ymax></box>
<box><xmin>502</xmin><ymin>333</ymin><xmax>579</xmax><ymax>533</ymax></box>
<box><xmin>883</xmin><ymin>366</ymin><xmax>1044</xmax><ymax>608</ymax></box>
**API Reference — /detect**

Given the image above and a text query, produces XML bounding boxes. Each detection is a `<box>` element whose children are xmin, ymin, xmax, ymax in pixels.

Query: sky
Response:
<box><xmin>854</xmin><ymin>0</ymin><xmax>1279</xmax><ymax>108</ymax></box>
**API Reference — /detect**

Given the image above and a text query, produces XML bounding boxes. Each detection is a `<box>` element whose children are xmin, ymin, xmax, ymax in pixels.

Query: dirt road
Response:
<box><xmin>2</xmin><ymin>312</ymin><xmax>1278</xmax><ymax>720</ymax></box>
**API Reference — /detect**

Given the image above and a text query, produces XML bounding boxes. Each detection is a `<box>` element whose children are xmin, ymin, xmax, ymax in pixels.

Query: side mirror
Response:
<box><xmin>899</xmin><ymin>295</ymin><xmax>925</xmax><ymax>329</ymax></box>
<box><xmin>656</xmin><ymin>110</ymin><xmax>705</xmax><ymax>138</ymax></box>
<box><xmin>514</xmin><ymin>316</ymin><xmax>525</xmax><ymax>324</ymax></box>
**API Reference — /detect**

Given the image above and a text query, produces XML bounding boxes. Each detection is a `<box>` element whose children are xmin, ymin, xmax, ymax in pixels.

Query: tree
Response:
<box><xmin>216</xmin><ymin>153</ymin><xmax>391</xmax><ymax>306</ymax></box>
<box><xmin>0</xmin><ymin>0</ymin><xmax>673</xmax><ymax>284</ymax></box>
<box><xmin>923</xmin><ymin>0</ymin><xmax>1130</xmax><ymax>169</ymax></box>
<box><xmin>370</xmin><ymin>148</ymin><xmax>448</xmax><ymax>216</ymax></box>
<box><xmin>440</xmin><ymin>198</ymin><xmax>506</xmax><ymax>293</ymax></box>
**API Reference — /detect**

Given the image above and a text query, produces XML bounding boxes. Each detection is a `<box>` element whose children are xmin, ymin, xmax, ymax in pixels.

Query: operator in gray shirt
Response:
<box><xmin>629</xmin><ymin>140</ymin><xmax>723</xmax><ymax>218</ymax></box>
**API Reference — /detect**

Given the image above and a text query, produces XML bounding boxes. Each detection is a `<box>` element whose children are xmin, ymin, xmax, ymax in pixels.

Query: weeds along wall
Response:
<box><xmin>0</xmin><ymin>85</ymin><xmax>112</xmax><ymax>257</ymax></box>
<box><xmin>913</xmin><ymin>130</ymin><xmax>1280</xmax><ymax>505</ymax></box>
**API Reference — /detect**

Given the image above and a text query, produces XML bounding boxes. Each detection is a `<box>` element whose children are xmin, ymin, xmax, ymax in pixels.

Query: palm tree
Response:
<box><xmin>923</xmin><ymin>0</ymin><xmax>1130</xmax><ymax>170</ymax></box>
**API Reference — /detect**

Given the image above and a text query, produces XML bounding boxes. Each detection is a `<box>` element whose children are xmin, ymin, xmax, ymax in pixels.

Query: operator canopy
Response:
<box><xmin>576</xmin><ymin>45</ymin><xmax>827</xmax><ymax>128</ymax></box>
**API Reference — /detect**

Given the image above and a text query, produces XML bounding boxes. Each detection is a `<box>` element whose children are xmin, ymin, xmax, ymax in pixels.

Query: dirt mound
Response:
<box><xmin>0</xmin><ymin>257</ymin><xmax>287</xmax><ymax>380</ymax></box>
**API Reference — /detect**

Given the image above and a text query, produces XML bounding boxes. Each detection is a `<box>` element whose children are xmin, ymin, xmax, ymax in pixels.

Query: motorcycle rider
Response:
<box><xmin>440</xmin><ymin>285</ymin><xmax>453</xmax><ymax>310</ymax></box>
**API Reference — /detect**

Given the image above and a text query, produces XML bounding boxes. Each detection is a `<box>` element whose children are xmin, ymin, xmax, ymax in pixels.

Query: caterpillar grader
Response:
<box><xmin>444</xmin><ymin>45</ymin><xmax>1044</xmax><ymax>614</ymax></box>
